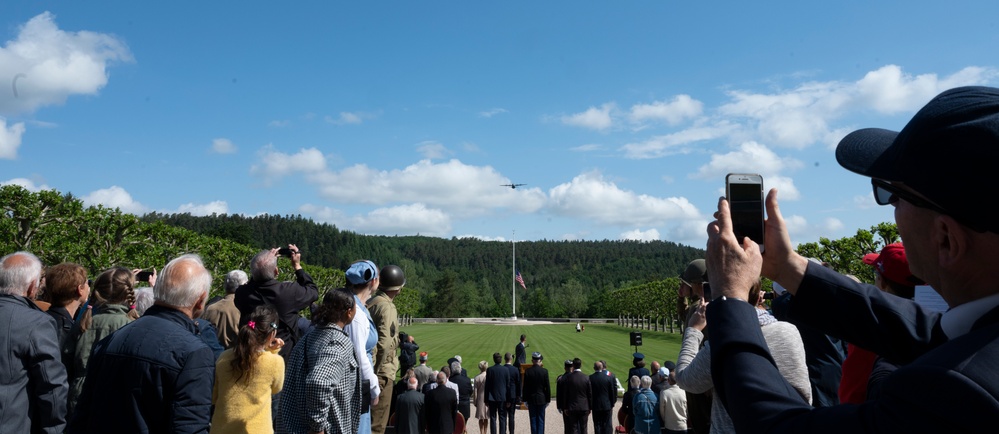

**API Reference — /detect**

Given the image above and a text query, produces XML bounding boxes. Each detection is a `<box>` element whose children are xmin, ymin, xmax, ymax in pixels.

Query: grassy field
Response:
<box><xmin>397</xmin><ymin>322</ymin><xmax>682</xmax><ymax>393</ymax></box>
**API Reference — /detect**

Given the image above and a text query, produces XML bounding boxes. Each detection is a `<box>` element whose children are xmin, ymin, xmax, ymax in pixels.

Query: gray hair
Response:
<box><xmin>223</xmin><ymin>269</ymin><xmax>248</xmax><ymax>293</ymax></box>
<box><xmin>153</xmin><ymin>254</ymin><xmax>211</xmax><ymax>308</ymax></box>
<box><xmin>629</xmin><ymin>375</ymin><xmax>641</xmax><ymax>388</ymax></box>
<box><xmin>450</xmin><ymin>361</ymin><xmax>461</xmax><ymax>376</ymax></box>
<box><xmin>640</xmin><ymin>375</ymin><xmax>653</xmax><ymax>389</ymax></box>
<box><xmin>0</xmin><ymin>251</ymin><xmax>42</xmax><ymax>296</ymax></box>
<box><xmin>134</xmin><ymin>287</ymin><xmax>155</xmax><ymax>315</ymax></box>
<box><xmin>250</xmin><ymin>250</ymin><xmax>277</xmax><ymax>281</ymax></box>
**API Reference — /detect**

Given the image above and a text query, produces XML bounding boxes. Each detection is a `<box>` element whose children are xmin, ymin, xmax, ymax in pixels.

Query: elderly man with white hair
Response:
<box><xmin>67</xmin><ymin>254</ymin><xmax>215</xmax><ymax>434</ymax></box>
<box><xmin>203</xmin><ymin>269</ymin><xmax>247</xmax><ymax>348</ymax></box>
<box><xmin>0</xmin><ymin>251</ymin><xmax>69</xmax><ymax>434</ymax></box>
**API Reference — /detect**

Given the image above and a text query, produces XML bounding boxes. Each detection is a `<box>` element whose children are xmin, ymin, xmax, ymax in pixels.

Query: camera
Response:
<box><xmin>277</xmin><ymin>247</ymin><xmax>295</xmax><ymax>257</ymax></box>
<box><xmin>135</xmin><ymin>270</ymin><xmax>153</xmax><ymax>282</ymax></box>
<box><xmin>763</xmin><ymin>291</ymin><xmax>776</xmax><ymax>300</ymax></box>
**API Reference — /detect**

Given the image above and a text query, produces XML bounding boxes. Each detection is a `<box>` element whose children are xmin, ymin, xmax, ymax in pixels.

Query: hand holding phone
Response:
<box><xmin>726</xmin><ymin>173</ymin><xmax>765</xmax><ymax>251</ymax></box>
<box><xmin>135</xmin><ymin>270</ymin><xmax>154</xmax><ymax>282</ymax></box>
<box><xmin>277</xmin><ymin>247</ymin><xmax>294</xmax><ymax>257</ymax></box>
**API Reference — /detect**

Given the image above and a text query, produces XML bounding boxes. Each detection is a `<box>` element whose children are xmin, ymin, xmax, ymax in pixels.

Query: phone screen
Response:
<box><xmin>278</xmin><ymin>247</ymin><xmax>293</xmax><ymax>257</ymax></box>
<box><xmin>727</xmin><ymin>174</ymin><xmax>765</xmax><ymax>248</ymax></box>
<box><xmin>136</xmin><ymin>271</ymin><xmax>153</xmax><ymax>282</ymax></box>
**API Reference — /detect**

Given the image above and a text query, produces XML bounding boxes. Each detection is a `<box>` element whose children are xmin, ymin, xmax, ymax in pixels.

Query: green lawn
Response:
<box><xmin>398</xmin><ymin>322</ymin><xmax>683</xmax><ymax>393</ymax></box>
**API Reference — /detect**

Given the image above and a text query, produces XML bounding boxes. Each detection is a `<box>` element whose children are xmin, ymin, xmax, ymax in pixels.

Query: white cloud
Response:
<box><xmin>629</xmin><ymin>95</ymin><xmax>703</xmax><ymax>126</ymax></box>
<box><xmin>351</xmin><ymin>204</ymin><xmax>451</xmax><ymax>237</ymax></box>
<box><xmin>249</xmin><ymin>146</ymin><xmax>327</xmax><ymax>183</ymax></box>
<box><xmin>0</xmin><ymin>119</ymin><xmax>26</xmax><ymax>159</ymax></box>
<box><xmin>176</xmin><ymin>200</ymin><xmax>228</xmax><ymax>216</ymax></box>
<box><xmin>211</xmin><ymin>138</ymin><xmax>237</xmax><ymax>154</ymax></box>
<box><xmin>620</xmin><ymin>228</ymin><xmax>660</xmax><ymax>242</ymax></box>
<box><xmin>304</xmin><ymin>158</ymin><xmax>547</xmax><ymax>215</ymax></box>
<box><xmin>455</xmin><ymin>234</ymin><xmax>507</xmax><ymax>242</ymax></box>
<box><xmin>0</xmin><ymin>12</ymin><xmax>133</xmax><ymax>116</ymax></box>
<box><xmin>547</xmin><ymin>171</ymin><xmax>701</xmax><ymax>226</ymax></box>
<box><xmin>620</xmin><ymin>122</ymin><xmax>738</xmax><ymax>159</ymax></box>
<box><xmin>479</xmin><ymin>108</ymin><xmax>508</xmax><ymax>118</ymax></box>
<box><xmin>782</xmin><ymin>214</ymin><xmax>809</xmax><ymax>237</ymax></box>
<box><xmin>81</xmin><ymin>186</ymin><xmax>148</xmax><ymax>214</ymax></box>
<box><xmin>325</xmin><ymin>111</ymin><xmax>370</xmax><ymax>125</ymax></box>
<box><xmin>1</xmin><ymin>177</ymin><xmax>49</xmax><ymax>191</ymax></box>
<box><xmin>300</xmin><ymin>203</ymin><xmax>451</xmax><ymax>237</ymax></box>
<box><xmin>268</xmin><ymin>120</ymin><xmax>290</xmax><ymax>127</ymax></box>
<box><xmin>570</xmin><ymin>144</ymin><xmax>603</xmax><ymax>152</ymax></box>
<box><xmin>693</xmin><ymin>141</ymin><xmax>804</xmax><ymax>201</ymax></box>
<box><xmin>820</xmin><ymin>217</ymin><xmax>844</xmax><ymax>233</ymax></box>
<box><xmin>668</xmin><ymin>219</ymin><xmax>711</xmax><ymax>248</ymax></box>
<box><xmin>561</xmin><ymin>103</ymin><xmax>615</xmax><ymax>131</ymax></box>
<box><xmin>416</xmin><ymin>141</ymin><xmax>449</xmax><ymax>159</ymax></box>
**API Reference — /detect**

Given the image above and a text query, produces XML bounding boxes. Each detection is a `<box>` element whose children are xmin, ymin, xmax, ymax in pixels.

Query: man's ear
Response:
<box><xmin>194</xmin><ymin>290</ymin><xmax>208</xmax><ymax>311</ymax></box>
<box><xmin>935</xmin><ymin>215</ymin><xmax>968</xmax><ymax>269</ymax></box>
<box><xmin>26</xmin><ymin>280</ymin><xmax>39</xmax><ymax>299</ymax></box>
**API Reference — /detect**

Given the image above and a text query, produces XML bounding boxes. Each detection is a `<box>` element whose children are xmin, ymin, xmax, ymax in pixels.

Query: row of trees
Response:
<box><xmin>3</xmin><ymin>184</ymin><xmax>899</xmax><ymax>320</ymax></box>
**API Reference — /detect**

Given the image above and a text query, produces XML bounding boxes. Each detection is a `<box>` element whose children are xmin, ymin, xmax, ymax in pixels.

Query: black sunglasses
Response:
<box><xmin>872</xmin><ymin>179</ymin><xmax>987</xmax><ymax>232</ymax></box>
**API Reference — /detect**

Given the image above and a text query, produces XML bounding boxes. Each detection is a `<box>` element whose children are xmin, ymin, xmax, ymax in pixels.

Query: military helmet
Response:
<box><xmin>379</xmin><ymin>265</ymin><xmax>406</xmax><ymax>290</ymax></box>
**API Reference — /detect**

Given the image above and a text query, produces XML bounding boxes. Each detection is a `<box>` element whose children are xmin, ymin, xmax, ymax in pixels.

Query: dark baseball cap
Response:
<box><xmin>836</xmin><ymin>86</ymin><xmax>999</xmax><ymax>233</ymax></box>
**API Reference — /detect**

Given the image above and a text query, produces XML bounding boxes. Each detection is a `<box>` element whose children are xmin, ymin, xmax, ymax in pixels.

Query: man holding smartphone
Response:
<box><xmin>704</xmin><ymin>86</ymin><xmax>999</xmax><ymax>431</ymax></box>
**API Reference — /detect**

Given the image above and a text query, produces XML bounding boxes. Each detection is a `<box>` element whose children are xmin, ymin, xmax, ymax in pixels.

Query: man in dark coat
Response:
<box><xmin>425</xmin><ymin>372</ymin><xmax>458</xmax><ymax>434</ymax></box>
<box><xmin>234</xmin><ymin>245</ymin><xmax>318</xmax><ymax>358</ymax></box>
<box><xmin>522</xmin><ymin>352</ymin><xmax>551</xmax><ymax>434</ymax></box>
<box><xmin>562</xmin><ymin>358</ymin><xmax>591</xmax><ymax>434</ymax></box>
<box><xmin>396</xmin><ymin>377</ymin><xmax>425</xmax><ymax>434</ymax></box>
<box><xmin>485</xmin><ymin>352</ymin><xmax>513</xmax><ymax>434</ymax></box>
<box><xmin>0</xmin><ymin>252</ymin><xmax>68</xmax><ymax>434</ymax></box>
<box><xmin>504</xmin><ymin>352</ymin><xmax>521</xmax><ymax>433</ymax></box>
<box><xmin>589</xmin><ymin>361</ymin><xmax>617</xmax><ymax>434</ymax></box>
<box><xmin>450</xmin><ymin>360</ymin><xmax>474</xmax><ymax>422</ymax></box>
<box><xmin>514</xmin><ymin>334</ymin><xmax>528</xmax><ymax>367</ymax></box>
<box><xmin>68</xmin><ymin>254</ymin><xmax>215</xmax><ymax>434</ymax></box>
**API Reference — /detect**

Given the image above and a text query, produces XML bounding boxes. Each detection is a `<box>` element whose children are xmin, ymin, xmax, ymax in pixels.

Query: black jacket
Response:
<box><xmin>522</xmin><ymin>364</ymin><xmax>551</xmax><ymax>405</ymax></box>
<box><xmin>589</xmin><ymin>370</ymin><xmax>617</xmax><ymax>411</ymax></box>
<box><xmin>425</xmin><ymin>385</ymin><xmax>457</xmax><ymax>434</ymax></box>
<box><xmin>67</xmin><ymin>305</ymin><xmax>214</xmax><ymax>434</ymax></box>
<box><xmin>234</xmin><ymin>269</ymin><xmax>318</xmax><ymax>357</ymax></box>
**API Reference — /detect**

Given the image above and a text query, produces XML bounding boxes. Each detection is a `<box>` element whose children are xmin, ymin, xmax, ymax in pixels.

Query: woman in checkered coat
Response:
<box><xmin>281</xmin><ymin>289</ymin><xmax>362</xmax><ymax>434</ymax></box>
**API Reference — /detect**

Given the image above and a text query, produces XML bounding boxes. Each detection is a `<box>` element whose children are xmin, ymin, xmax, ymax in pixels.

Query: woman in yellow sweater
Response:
<box><xmin>211</xmin><ymin>304</ymin><xmax>286</xmax><ymax>434</ymax></box>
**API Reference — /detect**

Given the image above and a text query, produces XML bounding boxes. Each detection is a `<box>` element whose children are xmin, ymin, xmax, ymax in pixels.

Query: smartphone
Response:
<box><xmin>277</xmin><ymin>247</ymin><xmax>294</xmax><ymax>257</ymax></box>
<box><xmin>702</xmin><ymin>282</ymin><xmax>712</xmax><ymax>301</ymax></box>
<box><xmin>726</xmin><ymin>173</ymin><xmax>765</xmax><ymax>250</ymax></box>
<box><xmin>135</xmin><ymin>270</ymin><xmax>154</xmax><ymax>282</ymax></box>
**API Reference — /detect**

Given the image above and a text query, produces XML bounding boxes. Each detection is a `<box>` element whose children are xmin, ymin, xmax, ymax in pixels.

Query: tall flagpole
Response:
<box><xmin>512</xmin><ymin>230</ymin><xmax>517</xmax><ymax>320</ymax></box>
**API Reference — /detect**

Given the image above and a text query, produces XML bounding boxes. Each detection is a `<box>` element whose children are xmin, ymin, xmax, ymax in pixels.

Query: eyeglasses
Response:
<box><xmin>872</xmin><ymin>179</ymin><xmax>987</xmax><ymax>233</ymax></box>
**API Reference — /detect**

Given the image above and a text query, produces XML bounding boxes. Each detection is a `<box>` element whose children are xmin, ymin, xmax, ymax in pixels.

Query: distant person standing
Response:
<box><xmin>369</xmin><ymin>264</ymin><xmax>405</xmax><ymax>434</ymax></box>
<box><xmin>561</xmin><ymin>358</ymin><xmax>591</xmax><ymax>434</ymax></box>
<box><xmin>415</xmin><ymin>352</ymin><xmax>433</xmax><ymax>390</ymax></box>
<box><xmin>473</xmin><ymin>360</ymin><xmax>490</xmax><ymax>434</ymax></box>
<box><xmin>521</xmin><ymin>352</ymin><xmax>551</xmax><ymax>434</ymax></box>
<box><xmin>514</xmin><ymin>334</ymin><xmax>528</xmax><ymax>367</ymax></box>
<box><xmin>589</xmin><ymin>361</ymin><xmax>617</xmax><ymax>434</ymax></box>
<box><xmin>399</xmin><ymin>332</ymin><xmax>419</xmax><ymax>374</ymax></box>
<box><xmin>450</xmin><ymin>360</ymin><xmax>474</xmax><ymax>422</ymax></box>
<box><xmin>234</xmin><ymin>245</ymin><xmax>318</xmax><ymax>358</ymax></box>
<box><xmin>203</xmin><ymin>269</ymin><xmax>247</xmax><ymax>348</ymax></box>
<box><xmin>504</xmin><ymin>352</ymin><xmax>520</xmax><ymax>433</ymax></box>
<box><xmin>659</xmin><ymin>368</ymin><xmax>688</xmax><ymax>434</ymax></box>
<box><xmin>485</xmin><ymin>352</ymin><xmax>514</xmax><ymax>434</ymax></box>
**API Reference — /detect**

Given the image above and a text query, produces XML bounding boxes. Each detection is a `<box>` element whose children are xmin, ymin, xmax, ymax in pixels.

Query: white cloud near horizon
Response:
<box><xmin>211</xmin><ymin>138</ymin><xmax>237</xmax><ymax>154</ymax></box>
<box><xmin>177</xmin><ymin>200</ymin><xmax>228</xmax><ymax>216</ymax></box>
<box><xmin>692</xmin><ymin>141</ymin><xmax>804</xmax><ymax>200</ymax></box>
<box><xmin>0</xmin><ymin>12</ymin><xmax>133</xmax><ymax>116</ymax></box>
<box><xmin>620</xmin><ymin>228</ymin><xmax>661</xmax><ymax>242</ymax></box>
<box><xmin>249</xmin><ymin>146</ymin><xmax>327</xmax><ymax>184</ymax></box>
<box><xmin>300</xmin><ymin>203</ymin><xmax>452</xmax><ymax>237</ymax></box>
<box><xmin>547</xmin><ymin>171</ymin><xmax>701</xmax><ymax>226</ymax></box>
<box><xmin>1</xmin><ymin>177</ymin><xmax>50</xmax><ymax>191</ymax></box>
<box><xmin>81</xmin><ymin>186</ymin><xmax>149</xmax><ymax>214</ymax></box>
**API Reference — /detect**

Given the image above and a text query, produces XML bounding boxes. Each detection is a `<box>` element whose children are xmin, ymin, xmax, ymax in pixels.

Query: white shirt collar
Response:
<box><xmin>940</xmin><ymin>292</ymin><xmax>999</xmax><ymax>339</ymax></box>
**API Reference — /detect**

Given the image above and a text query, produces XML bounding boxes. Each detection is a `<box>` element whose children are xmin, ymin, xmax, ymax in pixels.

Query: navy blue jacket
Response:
<box><xmin>708</xmin><ymin>263</ymin><xmax>998</xmax><ymax>433</ymax></box>
<box><xmin>485</xmin><ymin>362</ymin><xmax>514</xmax><ymax>404</ymax></box>
<box><xmin>67</xmin><ymin>305</ymin><xmax>214</xmax><ymax>434</ymax></box>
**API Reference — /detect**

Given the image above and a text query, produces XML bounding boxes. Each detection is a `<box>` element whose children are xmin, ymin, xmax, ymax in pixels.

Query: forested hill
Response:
<box><xmin>141</xmin><ymin>212</ymin><xmax>705</xmax><ymax>317</ymax></box>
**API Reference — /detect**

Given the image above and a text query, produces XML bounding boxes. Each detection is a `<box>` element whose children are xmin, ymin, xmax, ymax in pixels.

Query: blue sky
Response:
<box><xmin>2</xmin><ymin>2</ymin><xmax>997</xmax><ymax>248</ymax></box>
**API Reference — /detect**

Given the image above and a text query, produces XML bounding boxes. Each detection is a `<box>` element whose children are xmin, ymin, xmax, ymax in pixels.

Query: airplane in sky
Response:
<box><xmin>501</xmin><ymin>183</ymin><xmax>526</xmax><ymax>189</ymax></box>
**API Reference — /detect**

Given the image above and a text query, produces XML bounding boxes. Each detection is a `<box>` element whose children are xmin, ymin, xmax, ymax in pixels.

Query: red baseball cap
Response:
<box><xmin>862</xmin><ymin>243</ymin><xmax>921</xmax><ymax>286</ymax></box>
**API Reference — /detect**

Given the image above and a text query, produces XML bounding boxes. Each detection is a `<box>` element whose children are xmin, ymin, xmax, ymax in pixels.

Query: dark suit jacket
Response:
<box><xmin>708</xmin><ymin>263</ymin><xmax>999</xmax><ymax>433</ymax></box>
<box><xmin>562</xmin><ymin>370</ymin><xmax>591</xmax><ymax>411</ymax></box>
<box><xmin>515</xmin><ymin>342</ymin><xmax>527</xmax><ymax>366</ymax></box>
<box><xmin>425</xmin><ymin>385</ymin><xmax>457</xmax><ymax>434</ymax></box>
<box><xmin>522</xmin><ymin>364</ymin><xmax>551</xmax><ymax>405</ymax></box>
<box><xmin>505</xmin><ymin>363</ymin><xmax>522</xmax><ymax>401</ymax></box>
<box><xmin>485</xmin><ymin>363</ymin><xmax>513</xmax><ymax>403</ymax></box>
<box><xmin>450</xmin><ymin>373</ymin><xmax>473</xmax><ymax>404</ymax></box>
<box><xmin>589</xmin><ymin>371</ymin><xmax>617</xmax><ymax>411</ymax></box>
<box><xmin>396</xmin><ymin>389</ymin><xmax>425</xmax><ymax>434</ymax></box>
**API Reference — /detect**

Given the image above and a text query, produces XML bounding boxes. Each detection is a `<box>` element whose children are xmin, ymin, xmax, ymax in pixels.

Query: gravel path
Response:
<box><xmin>463</xmin><ymin>401</ymin><xmax>625</xmax><ymax>434</ymax></box>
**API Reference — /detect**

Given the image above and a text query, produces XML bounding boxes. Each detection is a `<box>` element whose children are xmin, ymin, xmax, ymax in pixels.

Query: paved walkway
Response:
<box><xmin>464</xmin><ymin>401</ymin><xmax>625</xmax><ymax>434</ymax></box>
